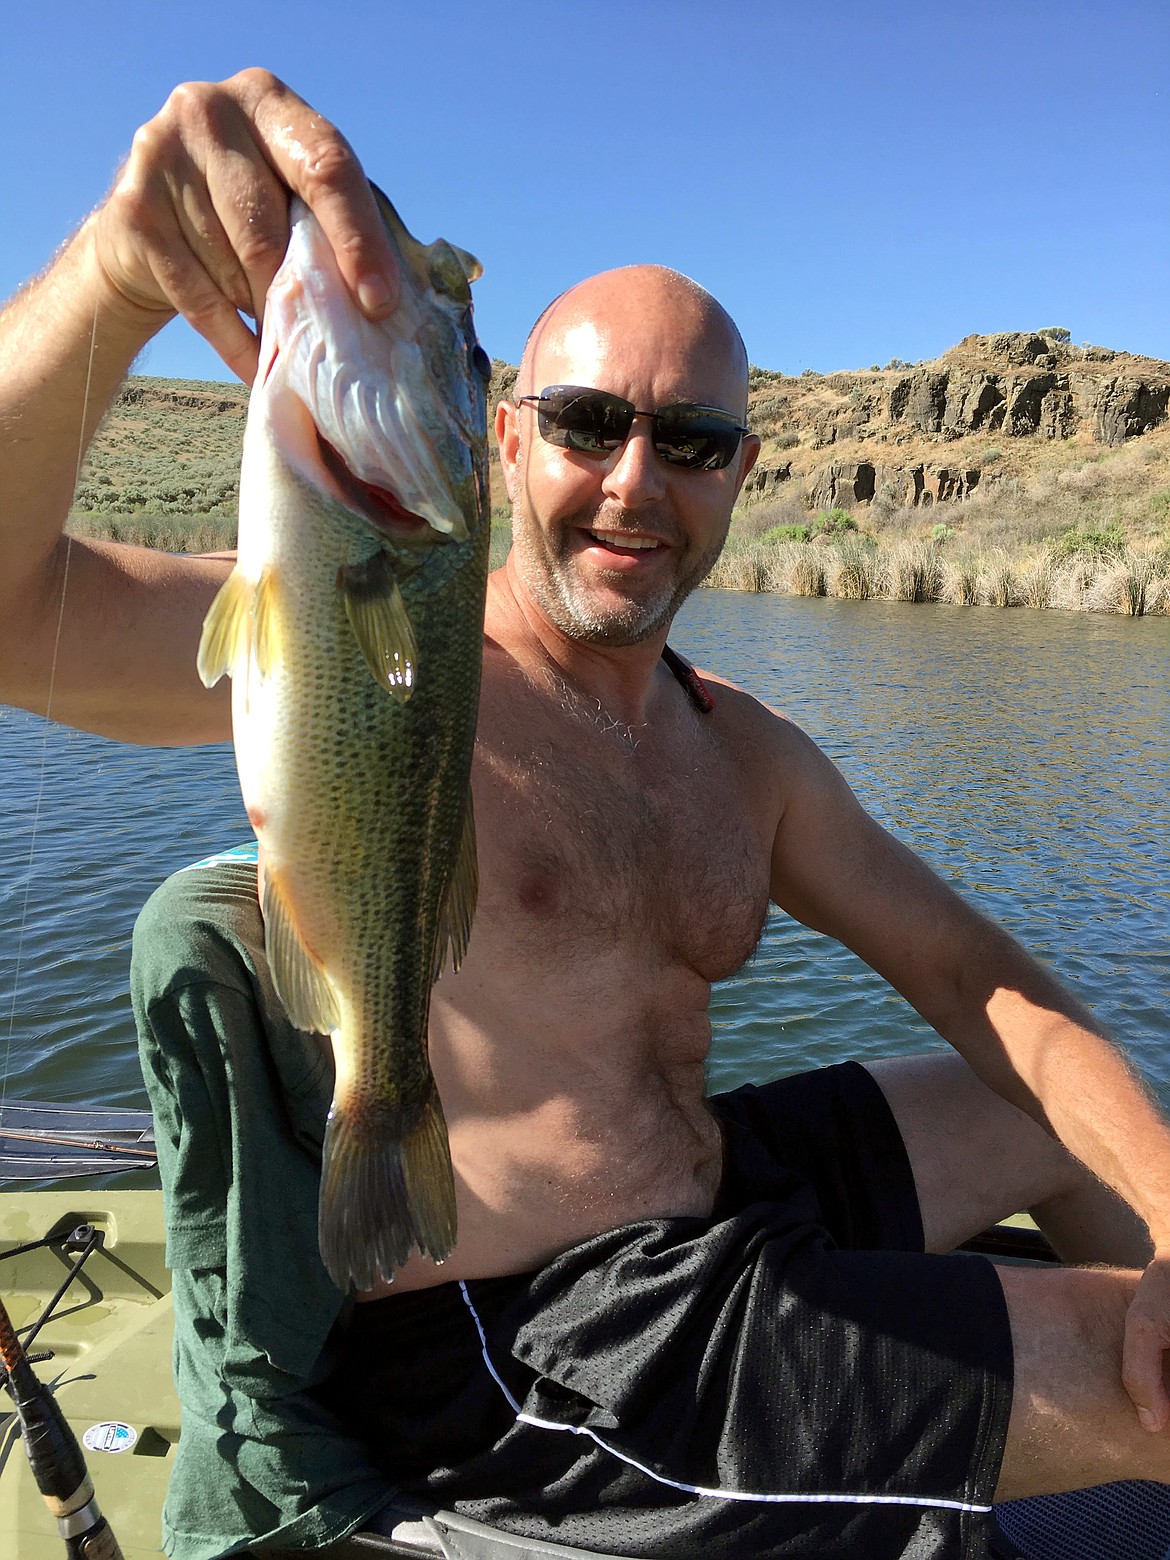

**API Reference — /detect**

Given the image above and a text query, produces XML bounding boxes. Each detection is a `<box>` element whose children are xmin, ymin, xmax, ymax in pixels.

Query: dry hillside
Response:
<box><xmin>69</xmin><ymin>334</ymin><xmax>1170</xmax><ymax>567</ymax></box>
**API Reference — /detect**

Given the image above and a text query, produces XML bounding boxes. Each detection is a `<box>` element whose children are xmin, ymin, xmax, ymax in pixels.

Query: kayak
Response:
<box><xmin>0</xmin><ymin>1185</ymin><xmax>176</xmax><ymax>1560</ymax></box>
<box><xmin>0</xmin><ymin>1144</ymin><xmax>627</xmax><ymax>1559</ymax></box>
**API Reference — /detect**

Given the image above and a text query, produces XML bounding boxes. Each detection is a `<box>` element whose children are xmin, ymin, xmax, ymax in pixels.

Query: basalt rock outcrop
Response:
<box><xmin>747</xmin><ymin>331</ymin><xmax>1170</xmax><ymax>509</ymax></box>
<box><xmin>741</xmin><ymin>462</ymin><xmax>793</xmax><ymax>497</ymax></box>
<box><xmin>808</xmin><ymin>462</ymin><xmax>987</xmax><ymax>511</ymax></box>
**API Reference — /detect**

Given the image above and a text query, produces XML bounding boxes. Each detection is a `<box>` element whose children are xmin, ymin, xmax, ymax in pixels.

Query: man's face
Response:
<box><xmin>498</xmin><ymin>276</ymin><xmax>759</xmax><ymax>648</ymax></box>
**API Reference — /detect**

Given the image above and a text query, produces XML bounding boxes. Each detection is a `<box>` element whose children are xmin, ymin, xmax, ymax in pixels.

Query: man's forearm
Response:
<box><xmin>944</xmin><ymin>923</ymin><xmax>1170</xmax><ymax>1247</ymax></box>
<box><xmin>0</xmin><ymin>218</ymin><xmax>166</xmax><ymax>571</ymax></box>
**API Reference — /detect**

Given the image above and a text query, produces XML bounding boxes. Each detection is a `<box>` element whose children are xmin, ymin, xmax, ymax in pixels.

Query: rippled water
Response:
<box><xmin>0</xmin><ymin>593</ymin><xmax>1167</xmax><ymax>1127</ymax></box>
<box><xmin>675</xmin><ymin>595</ymin><xmax>1170</xmax><ymax>1096</ymax></box>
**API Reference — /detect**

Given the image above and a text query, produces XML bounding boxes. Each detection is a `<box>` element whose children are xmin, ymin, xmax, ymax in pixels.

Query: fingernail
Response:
<box><xmin>357</xmin><ymin>275</ymin><xmax>394</xmax><ymax>317</ymax></box>
<box><xmin>1139</xmin><ymin>1407</ymin><xmax>1158</xmax><ymax>1431</ymax></box>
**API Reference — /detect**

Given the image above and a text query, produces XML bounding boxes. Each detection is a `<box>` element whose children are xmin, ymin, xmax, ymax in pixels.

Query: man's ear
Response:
<box><xmin>496</xmin><ymin>399</ymin><xmax>521</xmax><ymax>502</ymax></box>
<box><xmin>731</xmin><ymin>433</ymin><xmax>761</xmax><ymax>501</ymax></box>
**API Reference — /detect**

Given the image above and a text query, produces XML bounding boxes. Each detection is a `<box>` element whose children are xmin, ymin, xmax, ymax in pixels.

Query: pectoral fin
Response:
<box><xmin>196</xmin><ymin>568</ymin><xmax>253</xmax><ymax>687</ymax></box>
<box><xmin>338</xmin><ymin>551</ymin><xmax>418</xmax><ymax>701</ymax></box>
<box><xmin>432</xmin><ymin>791</ymin><xmax>478</xmax><ymax>981</ymax></box>
<box><xmin>251</xmin><ymin>566</ymin><xmax>283</xmax><ymax>679</ymax></box>
<box><xmin>261</xmin><ymin>867</ymin><xmax>341</xmax><ymax>1035</ymax></box>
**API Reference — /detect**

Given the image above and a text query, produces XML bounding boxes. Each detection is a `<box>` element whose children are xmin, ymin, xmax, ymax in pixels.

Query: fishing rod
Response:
<box><xmin>0</xmin><ymin>1127</ymin><xmax>156</xmax><ymax>1160</ymax></box>
<box><xmin>0</xmin><ymin>1290</ymin><xmax>124</xmax><ymax>1558</ymax></box>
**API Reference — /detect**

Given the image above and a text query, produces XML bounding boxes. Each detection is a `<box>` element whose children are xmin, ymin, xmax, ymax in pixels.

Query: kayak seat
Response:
<box><xmin>254</xmin><ymin>1497</ymin><xmax>631</xmax><ymax>1558</ymax></box>
<box><xmin>255</xmin><ymin>1483</ymin><xmax>1170</xmax><ymax>1559</ymax></box>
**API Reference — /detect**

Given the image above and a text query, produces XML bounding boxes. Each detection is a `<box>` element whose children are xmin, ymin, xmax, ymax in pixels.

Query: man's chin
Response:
<box><xmin>542</xmin><ymin>580</ymin><xmax>683</xmax><ymax>647</ymax></box>
<box><xmin>512</xmin><ymin>533</ymin><xmax>715</xmax><ymax>647</ymax></box>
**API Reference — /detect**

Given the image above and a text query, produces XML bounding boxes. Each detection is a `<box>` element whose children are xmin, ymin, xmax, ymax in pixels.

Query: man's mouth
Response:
<box><xmin>585</xmin><ymin>530</ymin><xmax>664</xmax><ymax>554</ymax></box>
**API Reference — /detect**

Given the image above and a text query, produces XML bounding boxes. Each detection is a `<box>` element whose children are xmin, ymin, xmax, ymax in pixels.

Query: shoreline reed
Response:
<box><xmin>703</xmin><ymin>538</ymin><xmax>1170</xmax><ymax>616</ymax></box>
<box><xmin>68</xmin><ymin>512</ymin><xmax>1169</xmax><ymax>616</ymax></box>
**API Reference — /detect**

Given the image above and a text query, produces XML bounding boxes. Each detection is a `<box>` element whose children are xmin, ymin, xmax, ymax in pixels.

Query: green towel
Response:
<box><xmin>132</xmin><ymin>860</ymin><xmax>392</xmax><ymax>1558</ymax></box>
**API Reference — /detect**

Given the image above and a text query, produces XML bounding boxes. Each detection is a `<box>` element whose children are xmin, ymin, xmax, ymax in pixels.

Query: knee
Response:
<box><xmin>1000</xmin><ymin>1263</ymin><xmax>1138</xmax><ymax>1396</ymax></box>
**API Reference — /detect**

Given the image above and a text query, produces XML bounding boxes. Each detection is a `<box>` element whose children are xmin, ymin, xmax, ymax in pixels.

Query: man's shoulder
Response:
<box><xmin>691</xmin><ymin>664</ymin><xmax>812</xmax><ymax>757</ymax></box>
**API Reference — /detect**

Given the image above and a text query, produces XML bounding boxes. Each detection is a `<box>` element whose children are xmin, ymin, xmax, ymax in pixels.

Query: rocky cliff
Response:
<box><xmin>746</xmin><ymin>332</ymin><xmax>1170</xmax><ymax>510</ymax></box>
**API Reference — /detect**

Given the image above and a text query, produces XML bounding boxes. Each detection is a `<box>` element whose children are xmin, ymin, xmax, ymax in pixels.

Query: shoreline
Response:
<box><xmin>704</xmin><ymin>537</ymin><xmax>1170</xmax><ymax>616</ymax></box>
<box><xmin>66</xmin><ymin>513</ymin><xmax>1169</xmax><ymax>617</ymax></box>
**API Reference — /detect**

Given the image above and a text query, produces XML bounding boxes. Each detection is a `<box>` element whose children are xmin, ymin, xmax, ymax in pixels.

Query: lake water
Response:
<box><xmin>1</xmin><ymin>592</ymin><xmax>1167</xmax><ymax>1143</ymax></box>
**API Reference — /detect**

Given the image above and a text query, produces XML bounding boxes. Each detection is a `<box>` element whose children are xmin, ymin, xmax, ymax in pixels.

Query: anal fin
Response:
<box><xmin>261</xmin><ymin>867</ymin><xmax>341</xmax><ymax>1034</ymax></box>
<box><xmin>432</xmin><ymin>790</ymin><xmax>478</xmax><ymax>981</ymax></box>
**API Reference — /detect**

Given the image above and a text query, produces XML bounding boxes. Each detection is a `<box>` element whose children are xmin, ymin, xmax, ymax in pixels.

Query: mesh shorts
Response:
<box><xmin>313</xmin><ymin>1062</ymin><xmax>1014</xmax><ymax>1559</ymax></box>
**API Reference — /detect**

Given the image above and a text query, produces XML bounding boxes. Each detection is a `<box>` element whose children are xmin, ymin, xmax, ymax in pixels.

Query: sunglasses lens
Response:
<box><xmin>530</xmin><ymin>387</ymin><xmax>744</xmax><ymax>470</ymax></box>
<box><xmin>654</xmin><ymin>407</ymin><xmax>744</xmax><ymax>471</ymax></box>
<box><xmin>538</xmin><ymin>387</ymin><xmax>633</xmax><ymax>454</ymax></box>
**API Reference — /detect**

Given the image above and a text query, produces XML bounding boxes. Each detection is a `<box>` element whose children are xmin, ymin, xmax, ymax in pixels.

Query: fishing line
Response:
<box><xmin>2</xmin><ymin>297</ymin><xmax>98</xmax><ymax>1119</ymax></box>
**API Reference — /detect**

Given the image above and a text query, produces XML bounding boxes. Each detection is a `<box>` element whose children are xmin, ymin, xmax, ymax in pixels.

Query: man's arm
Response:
<box><xmin>765</xmin><ymin>712</ymin><xmax>1170</xmax><ymax>1427</ymax></box>
<box><xmin>0</xmin><ymin>69</ymin><xmax>398</xmax><ymax>744</ymax></box>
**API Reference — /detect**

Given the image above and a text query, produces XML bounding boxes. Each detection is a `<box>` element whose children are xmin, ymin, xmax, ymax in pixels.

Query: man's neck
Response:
<box><xmin>489</xmin><ymin>561</ymin><xmax>671</xmax><ymax>728</ymax></box>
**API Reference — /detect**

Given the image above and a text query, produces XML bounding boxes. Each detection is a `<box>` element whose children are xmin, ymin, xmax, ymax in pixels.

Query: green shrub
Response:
<box><xmin>931</xmin><ymin>523</ymin><xmax>955</xmax><ymax>543</ymax></box>
<box><xmin>810</xmin><ymin>508</ymin><xmax>857</xmax><ymax>537</ymax></box>
<box><xmin>1047</xmin><ymin>524</ymin><xmax>1126</xmax><ymax>560</ymax></box>
<box><xmin>761</xmin><ymin>523</ymin><xmax>811</xmax><ymax>543</ymax></box>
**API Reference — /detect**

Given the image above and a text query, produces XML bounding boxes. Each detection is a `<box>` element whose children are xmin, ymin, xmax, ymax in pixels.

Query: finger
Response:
<box><xmin>150</xmin><ymin>250</ymin><xmax>261</xmax><ymax>384</ymax></box>
<box><xmin>1121</xmin><ymin>1313</ymin><xmax>1170</xmax><ymax>1431</ymax></box>
<box><xmin>166</xmin><ymin>84</ymin><xmax>295</xmax><ymax>322</ymax></box>
<box><xmin>234</xmin><ymin>69</ymin><xmax>398</xmax><ymax>317</ymax></box>
<box><xmin>102</xmin><ymin>153</ymin><xmax>261</xmax><ymax>381</ymax></box>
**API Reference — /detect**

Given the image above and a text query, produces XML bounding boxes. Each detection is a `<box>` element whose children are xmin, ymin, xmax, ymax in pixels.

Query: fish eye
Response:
<box><xmin>472</xmin><ymin>344</ymin><xmax>492</xmax><ymax>382</ymax></box>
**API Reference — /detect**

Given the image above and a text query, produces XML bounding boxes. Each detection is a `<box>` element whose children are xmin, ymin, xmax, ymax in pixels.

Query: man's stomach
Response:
<box><xmin>358</xmin><ymin>1059</ymin><xmax>724</xmax><ymax>1298</ymax></box>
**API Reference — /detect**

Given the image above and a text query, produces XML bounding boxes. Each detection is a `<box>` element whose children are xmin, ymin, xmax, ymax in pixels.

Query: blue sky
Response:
<box><xmin>4</xmin><ymin>1</ymin><xmax>1167</xmax><ymax>383</ymax></box>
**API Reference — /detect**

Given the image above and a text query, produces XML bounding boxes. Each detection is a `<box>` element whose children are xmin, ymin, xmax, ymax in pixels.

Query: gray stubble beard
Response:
<box><xmin>508</xmin><ymin>489</ymin><xmax>730</xmax><ymax>649</ymax></box>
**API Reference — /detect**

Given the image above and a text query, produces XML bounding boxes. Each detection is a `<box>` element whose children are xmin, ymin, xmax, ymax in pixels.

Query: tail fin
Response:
<box><xmin>318</xmin><ymin>1093</ymin><xmax>457</xmax><ymax>1291</ymax></box>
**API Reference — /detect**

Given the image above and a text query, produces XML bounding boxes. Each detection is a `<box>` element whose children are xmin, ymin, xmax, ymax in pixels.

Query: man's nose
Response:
<box><xmin>600</xmin><ymin>417</ymin><xmax>667</xmax><ymax>507</ymax></box>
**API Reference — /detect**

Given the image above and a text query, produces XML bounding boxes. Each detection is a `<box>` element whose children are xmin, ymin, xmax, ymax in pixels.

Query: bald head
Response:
<box><xmin>515</xmin><ymin>265</ymin><xmax>749</xmax><ymax>418</ymax></box>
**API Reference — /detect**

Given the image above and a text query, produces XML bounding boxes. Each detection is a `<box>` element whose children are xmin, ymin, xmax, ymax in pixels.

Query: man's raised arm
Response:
<box><xmin>0</xmin><ymin>69</ymin><xmax>399</xmax><ymax>745</ymax></box>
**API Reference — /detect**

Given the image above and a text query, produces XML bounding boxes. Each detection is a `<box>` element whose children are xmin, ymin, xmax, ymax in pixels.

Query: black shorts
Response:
<box><xmin>312</xmin><ymin>1062</ymin><xmax>1013</xmax><ymax>1560</ymax></box>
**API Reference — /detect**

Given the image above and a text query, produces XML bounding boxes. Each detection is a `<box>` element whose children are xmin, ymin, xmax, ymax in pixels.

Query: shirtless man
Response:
<box><xmin>4</xmin><ymin>70</ymin><xmax>1170</xmax><ymax>1560</ymax></box>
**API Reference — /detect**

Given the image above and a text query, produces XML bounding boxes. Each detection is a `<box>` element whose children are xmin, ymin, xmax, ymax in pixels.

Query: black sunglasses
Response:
<box><xmin>518</xmin><ymin>385</ymin><xmax>749</xmax><ymax>471</ymax></box>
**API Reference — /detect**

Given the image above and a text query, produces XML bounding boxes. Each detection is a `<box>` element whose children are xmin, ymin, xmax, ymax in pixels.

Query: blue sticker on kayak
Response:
<box><xmin>181</xmin><ymin>840</ymin><xmax>259</xmax><ymax>871</ymax></box>
<box><xmin>83</xmin><ymin>1421</ymin><xmax>138</xmax><ymax>1454</ymax></box>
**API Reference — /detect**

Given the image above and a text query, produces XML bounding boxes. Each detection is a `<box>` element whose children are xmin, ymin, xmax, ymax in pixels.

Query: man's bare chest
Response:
<box><xmin>470</xmin><ymin>678</ymin><xmax>771</xmax><ymax>983</ymax></box>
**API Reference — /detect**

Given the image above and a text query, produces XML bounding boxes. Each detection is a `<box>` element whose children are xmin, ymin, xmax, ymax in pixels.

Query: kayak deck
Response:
<box><xmin>0</xmin><ymin>1189</ymin><xmax>176</xmax><ymax>1560</ymax></box>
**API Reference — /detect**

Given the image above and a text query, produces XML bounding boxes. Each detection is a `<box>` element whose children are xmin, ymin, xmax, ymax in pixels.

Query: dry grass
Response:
<box><xmin>706</xmin><ymin>534</ymin><xmax>1170</xmax><ymax>615</ymax></box>
<box><xmin>67</xmin><ymin>512</ymin><xmax>237</xmax><ymax>553</ymax></box>
<box><xmin>830</xmin><ymin>537</ymin><xmax>878</xmax><ymax>600</ymax></box>
<box><xmin>884</xmin><ymin>541</ymin><xmax>944</xmax><ymax>603</ymax></box>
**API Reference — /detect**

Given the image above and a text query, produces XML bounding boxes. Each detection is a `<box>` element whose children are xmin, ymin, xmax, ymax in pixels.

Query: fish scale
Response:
<box><xmin>197</xmin><ymin>190</ymin><xmax>490</xmax><ymax>1292</ymax></box>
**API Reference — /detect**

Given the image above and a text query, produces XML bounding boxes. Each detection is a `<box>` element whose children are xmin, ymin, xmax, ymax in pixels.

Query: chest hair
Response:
<box><xmin>474</xmin><ymin>673</ymin><xmax>769</xmax><ymax>981</ymax></box>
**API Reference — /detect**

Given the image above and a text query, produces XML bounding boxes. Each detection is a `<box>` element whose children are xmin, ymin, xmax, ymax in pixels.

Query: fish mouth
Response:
<box><xmin>266</xmin><ymin>368</ymin><xmax>437</xmax><ymax>542</ymax></box>
<box><xmin>315</xmin><ymin>430</ymin><xmax>431</xmax><ymax>539</ymax></box>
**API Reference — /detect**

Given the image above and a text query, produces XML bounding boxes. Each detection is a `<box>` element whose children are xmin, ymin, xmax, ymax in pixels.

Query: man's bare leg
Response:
<box><xmin>865</xmin><ymin>1052</ymin><xmax>1151</xmax><ymax>1264</ymax></box>
<box><xmin>995</xmin><ymin>1263</ymin><xmax>1170</xmax><ymax>1498</ymax></box>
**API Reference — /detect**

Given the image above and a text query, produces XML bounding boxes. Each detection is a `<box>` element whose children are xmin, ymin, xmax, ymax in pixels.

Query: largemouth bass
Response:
<box><xmin>197</xmin><ymin>190</ymin><xmax>490</xmax><ymax>1292</ymax></box>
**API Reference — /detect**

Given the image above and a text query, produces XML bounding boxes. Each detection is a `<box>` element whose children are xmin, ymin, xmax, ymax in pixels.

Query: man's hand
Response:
<box><xmin>90</xmin><ymin>68</ymin><xmax>399</xmax><ymax>383</ymax></box>
<box><xmin>1123</xmin><ymin>1254</ymin><xmax>1170</xmax><ymax>1431</ymax></box>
